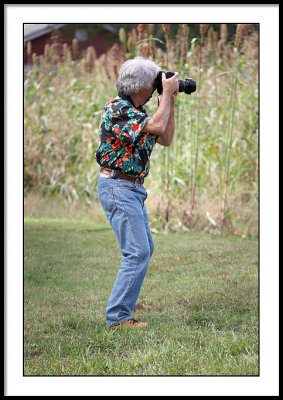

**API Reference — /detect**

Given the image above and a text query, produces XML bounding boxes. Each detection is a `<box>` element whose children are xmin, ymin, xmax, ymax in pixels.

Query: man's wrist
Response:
<box><xmin>162</xmin><ymin>88</ymin><xmax>174</xmax><ymax>97</ymax></box>
<box><xmin>170</xmin><ymin>96</ymin><xmax>176</xmax><ymax>108</ymax></box>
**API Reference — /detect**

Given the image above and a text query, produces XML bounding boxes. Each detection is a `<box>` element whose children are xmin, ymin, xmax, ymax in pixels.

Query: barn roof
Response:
<box><xmin>24</xmin><ymin>23</ymin><xmax>118</xmax><ymax>42</ymax></box>
<box><xmin>24</xmin><ymin>24</ymin><xmax>66</xmax><ymax>41</ymax></box>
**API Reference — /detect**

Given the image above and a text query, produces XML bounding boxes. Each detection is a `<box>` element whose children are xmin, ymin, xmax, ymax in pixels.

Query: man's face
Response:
<box><xmin>140</xmin><ymin>77</ymin><xmax>156</xmax><ymax>104</ymax></box>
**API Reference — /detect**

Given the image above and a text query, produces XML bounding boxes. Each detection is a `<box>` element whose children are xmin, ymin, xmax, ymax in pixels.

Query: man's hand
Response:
<box><xmin>162</xmin><ymin>72</ymin><xmax>179</xmax><ymax>96</ymax></box>
<box><xmin>171</xmin><ymin>89</ymin><xmax>179</xmax><ymax>103</ymax></box>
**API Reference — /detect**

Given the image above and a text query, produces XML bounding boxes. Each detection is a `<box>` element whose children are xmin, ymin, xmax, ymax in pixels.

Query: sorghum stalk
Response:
<box><xmin>165</xmin><ymin>146</ymin><xmax>170</xmax><ymax>224</ymax></box>
<box><xmin>209</xmin><ymin>26</ymin><xmax>223</xmax><ymax>209</ymax></box>
<box><xmin>161</xmin><ymin>24</ymin><xmax>171</xmax><ymax>225</ymax></box>
<box><xmin>119</xmin><ymin>27</ymin><xmax>127</xmax><ymax>51</ymax></box>
<box><xmin>221</xmin><ymin>53</ymin><xmax>238</xmax><ymax>227</ymax></box>
<box><xmin>221</xmin><ymin>24</ymin><xmax>249</xmax><ymax>227</ymax></box>
<box><xmin>162</xmin><ymin>24</ymin><xmax>170</xmax><ymax>67</ymax></box>
<box><xmin>188</xmin><ymin>25</ymin><xmax>207</xmax><ymax>224</ymax></box>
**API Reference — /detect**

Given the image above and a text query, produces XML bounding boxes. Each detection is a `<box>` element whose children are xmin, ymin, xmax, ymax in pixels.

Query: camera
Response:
<box><xmin>153</xmin><ymin>70</ymin><xmax>197</xmax><ymax>95</ymax></box>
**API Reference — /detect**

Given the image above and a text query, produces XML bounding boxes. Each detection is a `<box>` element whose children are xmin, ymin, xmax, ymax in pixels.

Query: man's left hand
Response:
<box><xmin>171</xmin><ymin>89</ymin><xmax>179</xmax><ymax>103</ymax></box>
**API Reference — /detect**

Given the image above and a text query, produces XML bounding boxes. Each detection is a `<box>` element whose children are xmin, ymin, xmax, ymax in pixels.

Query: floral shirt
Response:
<box><xmin>95</xmin><ymin>92</ymin><xmax>158</xmax><ymax>179</ymax></box>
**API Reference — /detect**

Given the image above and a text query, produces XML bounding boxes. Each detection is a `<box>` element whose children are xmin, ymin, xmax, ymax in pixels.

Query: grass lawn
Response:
<box><xmin>24</xmin><ymin>217</ymin><xmax>258</xmax><ymax>376</ymax></box>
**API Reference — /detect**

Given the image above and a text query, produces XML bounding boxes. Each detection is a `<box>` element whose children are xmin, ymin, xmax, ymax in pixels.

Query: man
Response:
<box><xmin>96</xmin><ymin>56</ymin><xmax>179</xmax><ymax>329</ymax></box>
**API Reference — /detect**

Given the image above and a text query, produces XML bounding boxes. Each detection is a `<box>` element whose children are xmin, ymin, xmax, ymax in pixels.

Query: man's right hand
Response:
<box><xmin>162</xmin><ymin>72</ymin><xmax>179</xmax><ymax>96</ymax></box>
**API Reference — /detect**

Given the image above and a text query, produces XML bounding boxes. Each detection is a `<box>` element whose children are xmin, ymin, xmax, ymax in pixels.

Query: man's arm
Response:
<box><xmin>156</xmin><ymin>92</ymin><xmax>178</xmax><ymax>147</ymax></box>
<box><xmin>141</xmin><ymin>72</ymin><xmax>179</xmax><ymax>137</ymax></box>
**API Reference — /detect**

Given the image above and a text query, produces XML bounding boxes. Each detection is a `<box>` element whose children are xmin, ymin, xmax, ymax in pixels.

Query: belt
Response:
<box><xmin>100</xmin><ymin>168</ymin><xmax>144</xmax><ymax>185</ymax></box>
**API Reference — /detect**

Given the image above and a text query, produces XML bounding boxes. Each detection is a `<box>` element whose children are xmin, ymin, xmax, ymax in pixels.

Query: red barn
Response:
<box><xmin>24</xmin><ymin>23</ymin><xmax>118</xmax><ymax>69</ymax></box>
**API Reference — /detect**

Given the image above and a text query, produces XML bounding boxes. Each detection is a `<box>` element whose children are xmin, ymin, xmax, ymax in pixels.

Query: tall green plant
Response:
<box><xmin>208</xmin><ymin>26</ymin><xmax>224</xmax><ymax>210</ymax></box>
<box><xmin>24</xmin><ymin>24</ymin><xmax>258</xmax><ymax>234</ymax></box>
<box><xmin>221</xmin><ymin>24</ymin><xmax>250</xmax><ymax>228</ymax></box>
<box><xmin>186</xmin><ymin>24</ymin><xmax>208</xmax><ymax>226</ymax></box>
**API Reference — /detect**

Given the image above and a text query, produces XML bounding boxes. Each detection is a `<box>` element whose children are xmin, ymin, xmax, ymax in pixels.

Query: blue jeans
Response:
<box><xmin>97</xmin><ymin>174</ymin><xmax>154</xmax><ymax>327</ymax></box>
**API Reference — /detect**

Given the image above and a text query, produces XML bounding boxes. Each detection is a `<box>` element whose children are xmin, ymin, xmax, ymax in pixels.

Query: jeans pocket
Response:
<box><xmin>98</xmin><ymin>186</ymin><xmax>117</xmax><ymax>215</ymax></box>
<box><xmin>117</xmin><ymin>179</ymin><xmax>136</xmax><ymax>190</ymax></box>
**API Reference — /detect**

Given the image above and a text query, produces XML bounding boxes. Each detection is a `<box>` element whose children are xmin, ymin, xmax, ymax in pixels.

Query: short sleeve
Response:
<box><xmin>111</xmin><ymin>105</ymin><xmax>151</xmax><ymax>145</ymax></box>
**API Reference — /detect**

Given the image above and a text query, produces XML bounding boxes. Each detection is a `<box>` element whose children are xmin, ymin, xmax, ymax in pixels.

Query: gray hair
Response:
<box><xmin>116</xmin><ymin>57</ymin><xmax>160</xmax><ymax>96</ymax></box>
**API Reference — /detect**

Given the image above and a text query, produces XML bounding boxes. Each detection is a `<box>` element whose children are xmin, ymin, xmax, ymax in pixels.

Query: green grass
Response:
<box><xmin>24</xmin><ymin>217</ymin><xmax>258</xmax><ymax>376</ymax></box>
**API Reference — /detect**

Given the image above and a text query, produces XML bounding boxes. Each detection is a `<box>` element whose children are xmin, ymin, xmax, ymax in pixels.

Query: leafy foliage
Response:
<box><xmin>24</xmin><ymin>24</ymin><xmax>258</xmax><ymax>234</ymax></box>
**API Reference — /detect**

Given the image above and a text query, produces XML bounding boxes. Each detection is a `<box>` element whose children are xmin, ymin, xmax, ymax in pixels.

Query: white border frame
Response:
<box><xmin>5</xmin><ymin>4</ymin><xmax>279</xmax><ymax>396</ymax></box>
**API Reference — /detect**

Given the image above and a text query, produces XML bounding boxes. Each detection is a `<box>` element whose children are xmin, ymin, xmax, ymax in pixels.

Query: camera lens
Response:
<box><xmin>185</xmin><ymin>78</ymin><xmax>196</xmax><ymax>94</ymax></box>
<box><xmin>179</xmin><ymin>78</ymin><xmax>197</xmax><ymax>95</ymax></box>
<box><xmin>154</xmin><ymin>71</ymin><xmax>196</xmax><ymax>95</ymax></box>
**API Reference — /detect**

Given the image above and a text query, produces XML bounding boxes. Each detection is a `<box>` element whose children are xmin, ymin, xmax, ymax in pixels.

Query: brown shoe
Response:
<box><xmin>110</xmin><ymin>319</ymin><xmax>148</xmax><ymax>330</ymax></box>
<box><xmin>134</xmin><ymin>304</ymin><xmax>152</xmax><ymax>312</ymax></box>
